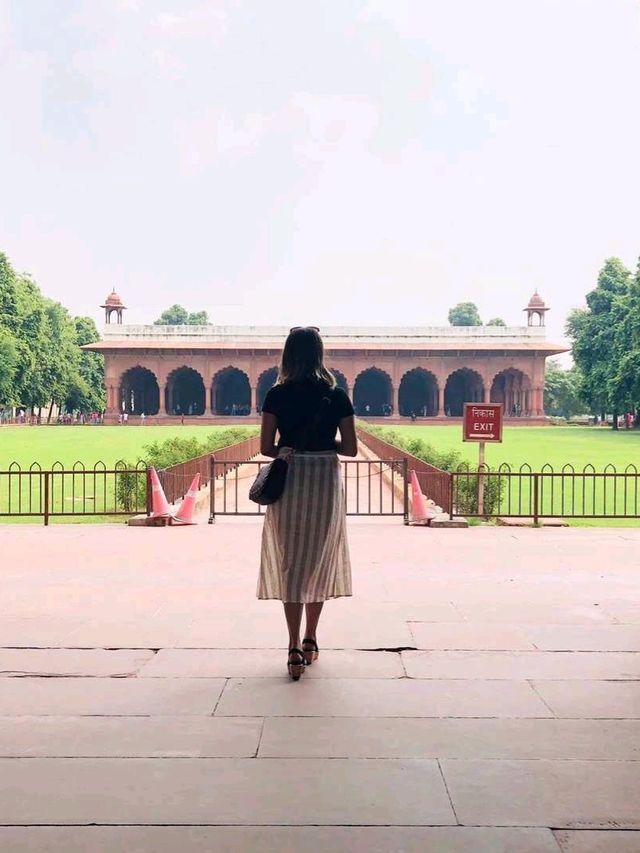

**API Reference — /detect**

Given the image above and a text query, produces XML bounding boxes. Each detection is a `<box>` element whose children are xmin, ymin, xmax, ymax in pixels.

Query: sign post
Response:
<box><xmin>463</xmin><ymin>403</ymin><xmax>504</xmax><ymax>516</ymax></box>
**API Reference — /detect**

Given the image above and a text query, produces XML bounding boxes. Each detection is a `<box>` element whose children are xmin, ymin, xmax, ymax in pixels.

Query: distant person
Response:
<box><xmin>123</xmin><ymin>412</ymin><xmax>128</xmax><ymax>425</ymax></box>
<box><xmin>140</xmin><ymin>412</ymin><xmax>146</xmax><ymax>425</ymax></box>
<box><xmin>257</xmin><ymin>327</ymin><xmax>357</xmax><ymax>681</ymax></box>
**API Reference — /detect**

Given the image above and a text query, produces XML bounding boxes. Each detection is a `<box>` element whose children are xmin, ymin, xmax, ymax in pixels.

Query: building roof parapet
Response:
<box><xmin>102</xmin><ymin>323</ymin><xmax>548</xmax><ymax>345</ymax></box>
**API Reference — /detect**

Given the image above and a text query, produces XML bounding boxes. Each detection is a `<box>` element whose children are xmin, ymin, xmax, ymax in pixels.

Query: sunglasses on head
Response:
<box><xmin>289</xmin><ymin>326</ymin><xmax>320</xmax><ymax>333</ymax></box>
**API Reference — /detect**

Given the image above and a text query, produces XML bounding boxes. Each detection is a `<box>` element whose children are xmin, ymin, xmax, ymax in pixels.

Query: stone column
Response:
<box><xmin>483</xmin><ymin>383</ymin><xmax>491</xmax><ymax>404</ymax></box>
<box><xmin>251</xmin><ymin>385</ymin><xmax>257</xmax><ymax>413</ymax></box>
<box><xmin>205</xmin><ymin>385</ymin><xmax>212</xmax><ymax>415</ymax></box>
<box><xmin>392</xmin><ymin>384</ymin><xmax>399</xmax><ymax>416</ymax></box>
<box><xmin>438</xmin><ymin>385</ymin><xmax>445</xmax><ymax>417</ymax></box>
<box><xmin>157</xmin><ymin>383</ymin><xmax>167</xmax><ymax>416</ymax></box>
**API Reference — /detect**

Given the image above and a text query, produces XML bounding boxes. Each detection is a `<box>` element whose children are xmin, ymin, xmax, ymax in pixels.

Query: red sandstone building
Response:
<box><xmin>86</xmin><ymin>291</ymin><xmax>567</xmax><ymax>423</ymax></box>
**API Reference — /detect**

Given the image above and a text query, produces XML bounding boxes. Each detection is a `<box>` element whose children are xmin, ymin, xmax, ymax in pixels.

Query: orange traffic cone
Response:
<box><xmin>172</xmin><ymin>473</ymin><xmax>200</xmax><ymax>525</ymax></box>
<box><xmin>149</xmin><ymin>467</ymin><xmax>171</xmax><ymax>519</ymax></box>
<box><xmin>410</xmin><ymin>470</ymin><xmax>429</xmax><ymax>524</ymax></box>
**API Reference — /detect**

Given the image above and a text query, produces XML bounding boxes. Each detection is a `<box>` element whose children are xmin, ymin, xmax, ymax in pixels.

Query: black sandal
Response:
<box><xmin>287</xmin><ymin>648</ymin><xmax>306</xmax><ymax>681</ymax></box>
<box><xmin>302</xmin><ymin>638</ymin><xmax>319</xmax><ymax>665</ymax></box>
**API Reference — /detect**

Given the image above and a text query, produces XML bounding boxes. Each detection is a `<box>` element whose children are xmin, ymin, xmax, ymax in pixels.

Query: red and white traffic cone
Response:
<box><xmin>149</xmin><ymin>467</ymin><xmax>171</xmax><ymax>519</ymax></box>
<box><xmin>410</xmin><ymin>470</ymin><xmax>430</xmax><ymax>524</ymax></box>
<box><xmin>172</xmin><ymin>473</ymin><xmax>200</xmax><ymax>525</ymax></box>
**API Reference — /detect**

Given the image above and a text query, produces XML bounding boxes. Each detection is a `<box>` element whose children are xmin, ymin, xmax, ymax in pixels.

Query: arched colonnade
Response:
<box><xmin>111</xmin><ymin>364</ymin><xmax>544</xmax><ymax>417</ymax></box>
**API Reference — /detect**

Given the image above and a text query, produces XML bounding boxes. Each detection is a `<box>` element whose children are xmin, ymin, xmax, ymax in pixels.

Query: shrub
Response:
<box><xmin>362</xmin><ymin>422</ymin><xmax>505</xmax><ymax>516</ymax></box>
<box><xmin>115</xmin><ymin>427</ymin><xmax>258</xmax><ymax>512</ymax></box>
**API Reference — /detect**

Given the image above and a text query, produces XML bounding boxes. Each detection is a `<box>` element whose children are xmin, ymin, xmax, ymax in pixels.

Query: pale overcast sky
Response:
<box><xmin>1</xmin><ymin>0</ymin><xmax>639</xmax><ymax>348</ymax></box>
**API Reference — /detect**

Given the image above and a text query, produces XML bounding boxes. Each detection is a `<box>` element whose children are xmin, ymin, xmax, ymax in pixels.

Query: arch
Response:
<box><xmin>330</xmin><ymin>369</ymin><xmax>349</xmax><ymax>393</ymax></box>
<box><xmin>444</xmin><ymin>368</ymin><xmax>484</xmax><ymax>417</ymax></box>
<box><xmin>491</xmin><ymin>368</ymin><xmax>532</xmax><ymax>417</ymax></box>
<box><xmin>353</xmin><ymin>367</ymin><xmax>392</xmax><ymax>416</ymax></box>
<box><xmin>213</xmin><ymin>367</ymin><xmax>251</xmax><ymax>415</ymax></box>
<box><xmin>165</xmin><ymin>366</ymin><xmax>205</xmax><ymax>416</ymax></box>
<box><xmin>257</xmin><ymin>367</ymin><xmax>279</xmax><ymax>411</ymax></box>
<box><xmin>119</xmin><ymin>366</ymin><xmax>160</xmax><ymax>415</ymax></box>
<box><xmin>398</xmin><ymin>368</ymin><xmax>439</xmax><ymax>417</ymax></box>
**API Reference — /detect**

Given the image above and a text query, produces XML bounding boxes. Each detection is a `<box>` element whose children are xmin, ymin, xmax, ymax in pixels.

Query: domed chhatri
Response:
<box><xmin>101</xmin><ymin>288</ymin><xmax>127</xmax><ymax>324</ymax></box>
<box><xmin>524</xmin><ymin>291</ymin><xmax>549</xmax><ymax>326</ymax></box>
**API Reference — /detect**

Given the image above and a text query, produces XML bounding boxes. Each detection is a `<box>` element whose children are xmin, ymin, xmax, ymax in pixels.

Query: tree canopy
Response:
<box><xmin>0</xmin><ymin>251</ymin><xmax>105</xmax><ymax>415</ymax></box>
<box><xmin>486</xmin><ymin>317</ymin><xmax>506</xmax><ymax>326</ymax></box>
<box><xmin>154</xmin><ymin>305</ymin><xmax>209</xmax><ymax>325</ymax></box>
<box><xmin>567</xmin><ymin>256</ymin><xmax>640</xmax><ymax>427</ymax></box>
<box><xmin>448</xmin><ymin>302</ymin><xmax>482</xmax><ymax>326</ymax></box>
<box><xmin>544</xmin><ymin>361</ymin><xmax>587</xmax><ymax>420</ymax></box>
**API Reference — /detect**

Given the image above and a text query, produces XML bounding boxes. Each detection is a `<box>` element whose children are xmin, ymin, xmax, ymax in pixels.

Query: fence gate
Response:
<box><xmin>209</xmin><ymin>458</ymin><xmax>409</xmax><ymax>522</ymax></box>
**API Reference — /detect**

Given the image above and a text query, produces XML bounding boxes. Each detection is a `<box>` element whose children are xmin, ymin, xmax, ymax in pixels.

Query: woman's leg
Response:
<box><xmin>283</xmin><ymin>602</ymin><xmax>304</xmax><ymax>649</ymax></box>
<box><xmin>304</xmin><ymin>602</ymin><xmax>324</xmax><ymax>641</ymax></box>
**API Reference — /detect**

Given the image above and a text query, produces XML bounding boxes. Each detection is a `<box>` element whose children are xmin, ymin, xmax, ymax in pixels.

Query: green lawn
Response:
<box><xmin>0</xmin><ymin>425</ymin><xmax>251</xmax><ymax>524</ymax></box>
<box><xmin>383</xmin><ymin>424</ymin><xmax>640</xmax><ymax>472</ymax></box>
<box><xmin>0</xmin><ymin>425</ymin><xmax>236</xmax><ymax>469</ymax></box>
<box><xmin>376</xmin><ymin>423</ymin><xmax>640</xmax><ymax>528</ymax></box>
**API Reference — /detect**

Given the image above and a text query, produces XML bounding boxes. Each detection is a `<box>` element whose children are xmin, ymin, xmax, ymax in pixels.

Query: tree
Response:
<box><xmin>154</xmin><ymin>305</ymin><xmax>209</xmax><ymax>325</ymax></box>
<box><xmin>448</xmin><ymin>302</ymin><xmax>482</xmax><ymax>326</ymax></box>
<box><xmin>544</xmin><ymin>361</ymin><xmax>587</xmax><ymax>419</ymax></box>
<box><xmin>0</xmin><ymin>328</ymin><xmax>18</xmax><ymax>406</ymax></box>
<box><xmin>567</xmin><ymin>257</ymin><xmax>633</xmax><ymax>429</ymax></box>
<box><xmin>609</xmin><ymin>257</ymin><xmax>640</xmax><ymax>413</ymax></box>
<box><xmin>68</xmin><ymin>317</ymin><xmax>106</xmax><ymax>412</ymax></box>
<box><xmin>486</xmin><ymin>317</ymin><xmax>506</xmax><ymax>326</ymax></box>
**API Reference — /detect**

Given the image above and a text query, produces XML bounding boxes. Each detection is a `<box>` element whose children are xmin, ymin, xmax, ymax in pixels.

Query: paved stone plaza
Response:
<box><xmin>0</xmin><ymin>520</ymin><xmax>639</xmax><ymax>852</ymax></box>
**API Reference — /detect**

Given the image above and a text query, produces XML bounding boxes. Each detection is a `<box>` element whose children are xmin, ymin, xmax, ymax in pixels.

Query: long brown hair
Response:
<box><xmin>277</xmin><ymin>328</ymin><xmax>336</xmax><ymax>387</ymax></box>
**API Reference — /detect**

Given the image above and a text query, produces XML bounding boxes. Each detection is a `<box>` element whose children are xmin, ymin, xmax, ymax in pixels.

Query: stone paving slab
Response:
<box><xmin>0</xmin><ymin>757</ymin><xmax>455</xmax><ymax>825</ymax></box>
<box><xmin>0</xmin><ymin>617</ymin><xmax>88</xmax><ymax>646</ymax></box>
<box><xmin>0</xmin><ymin>648</ymin><xmax>155</xmax><ymax>677</ymax></box>
<box><xmin>0</xmin><ymin>826</ymin><xmax>562</xmax><ymax>852</ymax></box>
<box><xmin>408</xmin><ymin>621</ymin><xmax>537</xmax><ymax>650</ymax></box>
<box><xmin>0</xmin><ymin>677</ymin><xmax>225</xmax><ymax>716</ymax></box>
<box><xmin>525</xmin><ymin>624</ymin><xmax>640</xmax><ymax>651</ymax></box>
<box><xmin>176</xmin><ymin>613</ymin><xmax>415</xmax><ymax>649</ymax></box>
<box><xmin>257</xmin><ymin>717</ymin><xmax>640</xmax><ymax>760</ymax></box>
<box><xmin>402</xmin><ymin>650</ymin><xmax>640</xmax><ymax>680</ymax></box>
<box><xmin>532</xmin><ymin>680</ymin><xmax>640</xmax><ymax>718</ymax></box>
<box><xmin>0</xmin><ymin>715</ymin><xmax>262</xmax><ymax>757</ymax></box>
<box><xmin>453</xmin><ymin>603</ymin><xmax>617</xmax><ymax>624</ymax></box>
<box><xmin>215</xmin><ymin>677</ymin><xmax>552</xmax><ymax>718</ymax></box>
<box><xmin>554</xmin><ymin>830</ymin><xmax>640</xmax><ymax>852</ymax></box>
<box><xmin>139</xmin><ymin>648</ymin><xmax>405</xmax><ymax>678</ymax></box>
<box><xmin>442</xmin><ymin>759</ymin><xmax>640</xmax><ymax>828</ymax></box>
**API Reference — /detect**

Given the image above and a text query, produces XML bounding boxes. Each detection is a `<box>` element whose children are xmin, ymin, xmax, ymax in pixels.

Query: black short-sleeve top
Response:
<box><xmin>261</xmin><ymin>379</ymin><xmax>355</xmax><ymax>451</ymax></box>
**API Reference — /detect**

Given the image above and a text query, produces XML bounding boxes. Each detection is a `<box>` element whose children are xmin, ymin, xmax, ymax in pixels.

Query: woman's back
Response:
<box><xmin>262</xmin><ymin>379</ymin><xmax>354</xmax><ymax>452</ymax></box>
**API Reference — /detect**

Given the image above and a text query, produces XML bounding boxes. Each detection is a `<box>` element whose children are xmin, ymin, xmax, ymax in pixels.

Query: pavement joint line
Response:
<box><xmin>0</xmin><ymin>822</ymin><xmax>571</xmax><ymax>828</ymax></box>
<box><xmin>527</xmin><ymin>680</ymin><xmax>557</xmax><ymax>716</ymax></box>
<box><xmin>436</xmin><ymin>758</ymin><xmax>460</xmax><ymax>826</ymax></box>
<box><xmin>211</xmin><ymin>677</ymin><xmax>229</xmax><ymax>716</ymax></box>
<box><xmin>253</xmin><ymin>717</ymin><xmax>266</xmax><ymax>758</ymax></box>
<box><xmin>3</xmin><ymin>757</ymin><xmax>640</xmax><ymax>762</ymax></box>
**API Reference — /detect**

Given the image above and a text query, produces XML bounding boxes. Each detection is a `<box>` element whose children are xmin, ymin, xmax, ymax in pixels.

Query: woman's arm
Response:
<box><xmin>260</xmin><ymin>412</ymin><xmax>279</xmax><ymax>458</ymax></box>
<box><xmin>335</xmin><ymin>415</ymin><xmax>358</xmax><ymax>457</ymax></box>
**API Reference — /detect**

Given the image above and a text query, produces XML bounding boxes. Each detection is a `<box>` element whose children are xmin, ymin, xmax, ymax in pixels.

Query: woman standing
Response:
<box><xmin>257</xmin><ymin>327</ymin><xmax>358</xmax><ymax>680</ymax></box>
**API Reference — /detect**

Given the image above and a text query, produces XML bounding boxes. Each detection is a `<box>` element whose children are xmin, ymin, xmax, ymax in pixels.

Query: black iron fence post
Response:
<box><xmin>43</xmin><ymin>471</ymin><xmax>50</xmax><ymax>526</ymax></box>
<box><xmin>145</xmin><ymin>467</ymin><xmax>152</xmax><ymax>516</ymax></box>
<box><xmin>533</xmin><ymin>473</ymin><xmax>540</xmax><ymax>525</ymax></box>
<box><xmin>208</xmin><ymin>455</ymin><xmax>215</xmax><ymax>524</ymax></box>
<box><xmin>403</xmin><ymin>459</ymin><xmax>409</xmax><ymax>525</ymax></box>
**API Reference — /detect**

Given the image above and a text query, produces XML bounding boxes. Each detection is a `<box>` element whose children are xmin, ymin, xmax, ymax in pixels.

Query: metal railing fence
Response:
<box><xmin>209</xmin><ymin>458</ymin><xmax>409</xmax><ymax>523</ymax></box>
<box><xmin>357</xmin><ymin>427</ymin><xmax>452</xmax><ymax>511</ymax></box>
<box><xmin>156</xmin><ymin>434</ymin><xmax>261</xmax><ymax>505</ymax></box>
<box><xmin>0</xmin><ymin>461</ymin><xmax>148</xmax><ymax>525</ymax></box>
<box><xmin>451</xmin><ymin>462</ymin><xmax>640</xmax><ymax>521</ymax></box>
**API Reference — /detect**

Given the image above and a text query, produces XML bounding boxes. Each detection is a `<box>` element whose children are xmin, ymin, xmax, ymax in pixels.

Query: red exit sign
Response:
<box><xmin>463</xmin><ymin>403</ymin><xmax>504</xmax><ymax>443</ymax></box>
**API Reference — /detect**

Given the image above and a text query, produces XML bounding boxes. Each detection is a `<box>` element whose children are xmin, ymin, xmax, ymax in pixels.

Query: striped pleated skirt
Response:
<box><xmin>257</xmin><ymin>451</ymin><xmax>353</xmax><ymax>602</ymax></box>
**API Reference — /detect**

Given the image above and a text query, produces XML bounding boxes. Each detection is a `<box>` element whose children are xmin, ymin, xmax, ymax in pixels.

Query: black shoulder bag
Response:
<box><xmin>249</xmin><ymin>395</ymin><xmax>330</xmax><ymax>506</ymax></box>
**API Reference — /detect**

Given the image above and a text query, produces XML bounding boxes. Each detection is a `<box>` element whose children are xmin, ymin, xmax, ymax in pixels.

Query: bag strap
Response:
<box><xmin>296</xmin><ymin>394</ymin><xmax>331</xmax><ymax>451</ymax></box>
